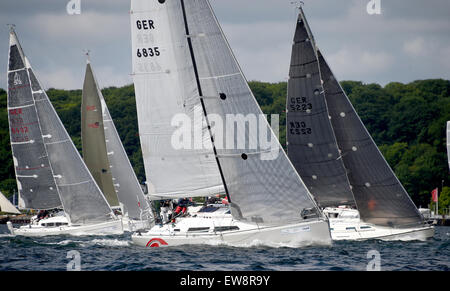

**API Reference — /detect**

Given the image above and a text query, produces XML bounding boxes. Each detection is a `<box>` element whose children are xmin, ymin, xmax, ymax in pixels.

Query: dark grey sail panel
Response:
<box><xmin>286</xmin><ymin>12</ymin><xmax>355</xmax><ymax>207</ymax></box>
<box><xmin>81</xmin><ymin>63</ymin><xmax>119</xmax><ymax>207</ymax></box>
<box><xmin>7</xmin><ymin>38</ymin><xmax>60</xmax><ymax>210</ymax></box>
<box><xmin>182</xmin><ymin>0</ymin><xmax>319</xmax><ymax>225</ymax></box>
<box><xmin>8</xmin><ymin>45</ymin><xmax>25</xmax><ymax>71</ymax></box>
<box><xmin>318</xmin><ymin>50</ymin><xmax>423</xmax><ymax>227</ymax></box>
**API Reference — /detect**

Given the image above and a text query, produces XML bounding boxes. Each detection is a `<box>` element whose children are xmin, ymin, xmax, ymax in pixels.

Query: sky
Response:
<box><xmin>0</xmin><ymin>0</ymin><xmax>449</xmax><ymax>90</ymax></box>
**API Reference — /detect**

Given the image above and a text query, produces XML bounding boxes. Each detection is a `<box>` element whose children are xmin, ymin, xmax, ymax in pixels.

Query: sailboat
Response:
<box><xmin>81</xmin><ymin>56</ymin><xmax>153</xmax><ymax>231</ymax></box>
<box><xmin>6</xmin><ymin>27</ymin><xmax>123</xmax><ymax>236</ymax></box>
<box><xmin>286</xmin><ymin>7</ymin><xmax>434</xmax><ymax>241</ymax></box>
<box><xmin>130</xmin><ymin>0</ymin><xmax>331</xmax><ymax>247</ymax></box>
<box><xmin>0</xmin><ymin>190</ymin><xmax>21</xmax><ymax>215</ymax></box>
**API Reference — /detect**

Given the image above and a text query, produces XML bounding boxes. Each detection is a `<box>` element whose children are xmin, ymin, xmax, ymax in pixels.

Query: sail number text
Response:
<box><xmin>289</xmin><ymin>97</ymin><xmax>313</xmax><ymax>112</ymax></box>
<box><xmin>289</xmin><ymin>121</ymin><xmax>312</xmax><ymax>135</ymax></box>
<box><xmin>137</xmin><ymin>47</ymin><xmax>160</xmax><ymax>58</ymax></box>
<box><xmin>136</xmin><ymin>20</ymin><xmax>155</xmax><ymax>30</ymax></box>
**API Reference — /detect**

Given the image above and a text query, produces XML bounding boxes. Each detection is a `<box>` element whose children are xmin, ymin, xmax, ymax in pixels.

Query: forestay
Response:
<box><xmin>7</xmin><ymin>29</ymin><xmax>115</xmax><ymax>224</ymax></box>
<box><xmin>286</xmin><ymin>10</ymin><xmax>355</xmax><ymax>207</ymax></box>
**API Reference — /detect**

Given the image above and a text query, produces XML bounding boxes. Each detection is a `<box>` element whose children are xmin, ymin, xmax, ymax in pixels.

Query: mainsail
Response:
<box><xmin>286</xmin><ymin>10</ymin><xmax>355</xmax><ymax>207</ymax></box>
<box><xmin>0</xmin><ymin>191</ymin><xmax>21</xmax><ymax>214</ymax></box>
<box><xmin>131</xmin><ymin>0</ymin><xmax>225</xmax><ymax>199</ymax></box>
<box><xmin>131</xmin><ymin>0</ymin><xmax>321</xmax><ymax>225</ymax></box>
<box><xmin>7</xmin><ymin>28</ymin><xmax>115</xmax><ymax>224</ymax></box>
<box><xmin>81</xmin><ymin>61</ymin><xmax>119</xmax><ymax>207</ymax></box>
<box><xmin>286</xmin><ymin>8</ymin><xmax>423</xmax><ymax>227</ymax></box>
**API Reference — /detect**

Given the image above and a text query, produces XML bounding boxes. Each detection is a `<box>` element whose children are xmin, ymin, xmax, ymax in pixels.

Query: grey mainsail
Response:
<box><xmin>8</xmin><ymin>28</ymin><xmax>61</xmax><ymax>210</ymax></box>
<box><xmin>81</xmin><ymin>61</ymin><xmax>119</xmax><ymax>207</ymax></box>
<box><xmin>7</xmin><ymin>28</ymin><xmax>115</xmax><ymax>224</ymax></box>
<box><xmin>131</xmin><ymin>0</ymin><xmax>322</xmax><ymax>225</ymax></box>
<box><xmin>286</xmin><ymin>10</ymin><xmax>355</xmax><ymax>207</ymax></box>
<box><xmin>318</xmin><ymin>51</ymin><xmax>423</xmax><ymax>227</ymax></box>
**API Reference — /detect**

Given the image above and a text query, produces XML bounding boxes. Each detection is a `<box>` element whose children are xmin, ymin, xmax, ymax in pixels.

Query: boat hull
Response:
<box><xmin>132</xmin><ymin>219</ymin><xmax>331</xmax><ymax>248</ymax></box>
<box><xmin>7</xmin><ymin>220</ymin><xmax>123</xmax><ymax>237</ymax></box>
<box><xmin>122</xmin><ymin>216</ymin><xmax>153</xmax><ymax>232</ymax></box>
<box><xmin>330</xmin><ymin>220</ymin><xmax>435</xmax><ymax>241</ymax></box>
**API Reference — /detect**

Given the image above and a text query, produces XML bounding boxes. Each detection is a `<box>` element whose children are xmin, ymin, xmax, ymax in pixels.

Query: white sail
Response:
<box><xmin>447</xmin><ymin>121</ymin><xmax>450</xmax><ymax>172</ymax></box>
<box><xmin>0</xmin><ymin>191</ymin><xmax>21</xmax><ymax>214</ymax></box>
<box><xmin>7</xmin><ymin>28</ymin><xmax>116</xmax><ymax>225</ymax></box>
<box><xmin>131</xmin><ymin>0</ymin><xmax>225</xmax><ymax>199</ymax></box>
<box><xmin>131</xmin><ymin>0</ymin><xmax>322</xmax><ymax>225</ymax></box>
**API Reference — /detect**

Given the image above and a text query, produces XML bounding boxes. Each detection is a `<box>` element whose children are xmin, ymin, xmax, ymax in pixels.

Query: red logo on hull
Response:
<box><xmin>146</xmin><ymin>238</ymin><xmax>168</xmax><ymax>247</ymax></box>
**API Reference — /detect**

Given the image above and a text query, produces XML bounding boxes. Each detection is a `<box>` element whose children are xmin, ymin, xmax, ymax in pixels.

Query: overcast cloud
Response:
<box><xmin>0</xmin><ymin>0</ymin><xmax>449</xmax><ymax>90</ymax></box>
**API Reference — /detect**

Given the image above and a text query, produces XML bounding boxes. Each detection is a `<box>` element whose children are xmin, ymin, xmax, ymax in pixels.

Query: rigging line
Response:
<box><xmin>180</xmin><ymin>0</ymin><xmax>231</xmax><ymax>203</ymax></box>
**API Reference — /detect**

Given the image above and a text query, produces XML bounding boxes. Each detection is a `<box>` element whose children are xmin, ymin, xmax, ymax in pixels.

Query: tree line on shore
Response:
<box><xmin>1</xmin><ymin>79</ymin><xmax>449</xmax><ymax>213</ymax></box>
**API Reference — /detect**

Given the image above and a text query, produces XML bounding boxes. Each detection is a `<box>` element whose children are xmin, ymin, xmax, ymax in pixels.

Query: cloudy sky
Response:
<box><xmin>0</xmin><ymin>0</ymin><xmax>449</xmax><ymax>90</ymax></box>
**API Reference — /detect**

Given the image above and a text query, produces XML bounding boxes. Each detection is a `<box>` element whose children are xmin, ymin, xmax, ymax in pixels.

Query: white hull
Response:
<box><xmin>132</xmin><ymin>205</ymin><xmax>331</xmax><ymax>247</ymax></box>
<box><xmin>325</xmin><ymin>208</ymin><xmax>435</xmax><ymax>241</ymax></box>
<box><xmin>121</xmin><ymin>216</ymin><xmax>153</xmax><ymax>232</ymax></box>
<box><xmin>7</xmin><ymin>219</ymin><xmax>123</xmax><ymax>237</ymax></box>
<box><xmin>330</xmin><ymin>220</ymin><xmax>434</xmax><ymax>241</ymax></box>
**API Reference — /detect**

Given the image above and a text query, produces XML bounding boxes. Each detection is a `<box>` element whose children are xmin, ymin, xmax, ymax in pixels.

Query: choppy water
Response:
<box><xmin>0</xmin><ymin>225</ymin><xmax>448</xmax><ymax>271</ymax></box>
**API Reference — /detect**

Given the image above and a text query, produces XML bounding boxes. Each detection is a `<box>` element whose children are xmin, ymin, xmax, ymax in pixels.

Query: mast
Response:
<box><xmin>179</xmin><ymin>0</ymin><xmax>231</xmax><ymax>202</ymax></box>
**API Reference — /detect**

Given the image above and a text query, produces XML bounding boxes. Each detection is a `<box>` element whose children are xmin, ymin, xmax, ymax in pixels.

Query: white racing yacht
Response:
<box><xmin>285</xmin><ymin>7</ymin><xmax>434</xmax><ymax>241</ymax></box>
<box><xmin>6</xmin><ymin>27</ymin><xmax>122</xmax><ymax>237</ymax></box>
<box><xmin>129</xmin><ymin>0</ymin><xmax>332</xmax><ymax>247</ymax></box>
<box><xmin>81</xmin><ymin>56</ymin><xmax>153</xmax><ymax>232</ymax></box>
